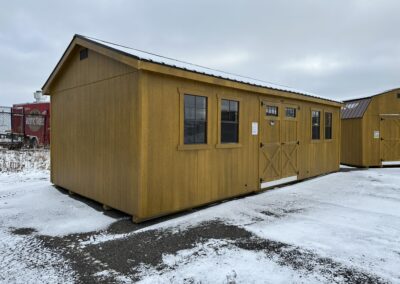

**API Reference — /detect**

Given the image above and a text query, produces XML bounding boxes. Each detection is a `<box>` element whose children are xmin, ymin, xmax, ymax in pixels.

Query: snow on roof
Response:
<box><xmin>77</xmin><ymin>35</ymin><xmax>340</xmax><ymax>104</ymax></box>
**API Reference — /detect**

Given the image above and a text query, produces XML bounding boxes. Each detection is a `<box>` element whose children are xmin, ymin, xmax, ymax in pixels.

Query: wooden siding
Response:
<box><xmin>363</xmin><ymin>90</ymin><xmax>400</xmax><ymax>166</ymax></box>
<box><xmin>137</xmin><ymin>70</ymin><xmax>340</xmax><ymax>220</ymax></box>
<box><xmin>340</xmin><ymin>119</ymin><xmax>363</xmax><ymax>166</ymax></box>
<box><xmin>51</xmin><ymin>47</ymin><xmax>140</xmax><ymax>215</ymax></box>
<box><xmin>341</xmin><ymin>89</ymin><xmax>400</xmax><ymax>167</ymax></box>
<box><xmin>48</xmin><ymin>41</ymin><xmax>341</xmax><ymax>222</ymax></box>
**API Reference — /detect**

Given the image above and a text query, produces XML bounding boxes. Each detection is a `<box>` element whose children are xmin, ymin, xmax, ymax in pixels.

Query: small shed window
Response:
<box><xmin>184</xmin><ymin>94</ymin><xmax>207</xmax><ymax>144</ymax></box>
<box><xmin>312</xmin><ymin>110</ymin><xmax>321</xmax><ymax>140</ymax></box>
<box><xmin>266</xmin><ymin>105</ymin><xmax>278</xmax><ymax>116</ymax></box>
<box><xmin>221</xmin><ymin>99</ymin><xmax>239</xmax><ymax>143</ymax></box>
<box><xmin>80</xmin><ymin>48</ymin><xmax>88</xmax><ymax>60</ymax></box>
<box><xmin>325</xmin><ymin>112</ymin><xmax>333</xmax><ymax>139</ymax></box>
<box><xmin>285</xmin><ymin>107</ymin><xmax>296</xmax><ymax>118</ymax></box>
<box><xmin>397</xmin><ymin>93</ymin><xmax>400</xmax><ymax>99</ymax></box>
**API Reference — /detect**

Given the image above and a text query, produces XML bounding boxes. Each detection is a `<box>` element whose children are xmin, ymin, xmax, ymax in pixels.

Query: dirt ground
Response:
<box><xmin>12</xmin><ymin>187</ymin><xmax>386</xmax><ymax>284</ymax></box>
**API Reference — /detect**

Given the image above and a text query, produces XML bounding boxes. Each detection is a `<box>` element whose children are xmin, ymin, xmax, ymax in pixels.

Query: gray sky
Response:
<box><xmin>1</xmin><ymin>0</ymin><xmax>400</xmax><ymax>105</ymax></box>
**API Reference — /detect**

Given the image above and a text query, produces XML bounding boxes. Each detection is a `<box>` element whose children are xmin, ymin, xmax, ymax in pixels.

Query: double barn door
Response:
<box><xmin>380</xmin><ymin>116</ymin><xmax>400</xmax><ymax>163</ymax></box>
<box><xmin>259</xmin><ymin>101</ymin><xmax>299</xmax><ymax>188</ymax></box>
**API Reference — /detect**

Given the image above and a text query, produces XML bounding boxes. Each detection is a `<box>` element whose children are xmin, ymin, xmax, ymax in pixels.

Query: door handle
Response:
<box><xmin>260</xmin><ymin>142</ymin><xmax>264</xmax><ymax>148</ymax></box>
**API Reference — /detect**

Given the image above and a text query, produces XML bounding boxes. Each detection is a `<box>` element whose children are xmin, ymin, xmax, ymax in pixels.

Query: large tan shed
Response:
<box><xmin>341</xmin><ymin>89</ymin><xmax>400</xmax><ymax>167</ymax></box>
<box><xmin>43</xmin><ymin>35</ymin><xmax>342</xmax><ymax>222</ymax></box>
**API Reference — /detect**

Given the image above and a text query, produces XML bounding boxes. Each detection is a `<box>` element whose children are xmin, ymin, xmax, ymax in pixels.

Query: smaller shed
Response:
<box><xmin>341</xmin><ymin>88</ymin><xmax>400</xmax><ymax>167</ymax></box>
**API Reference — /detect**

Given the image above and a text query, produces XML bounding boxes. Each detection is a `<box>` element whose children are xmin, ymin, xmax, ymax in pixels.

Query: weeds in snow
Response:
<box><xmin>0</xmin><ymin>148</ymin><xmax>50</xmax><ymax>172</ymax></box>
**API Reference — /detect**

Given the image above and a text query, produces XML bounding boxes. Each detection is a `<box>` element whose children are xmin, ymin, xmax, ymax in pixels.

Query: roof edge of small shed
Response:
<box><xmin>341</xmin><ymin>87</ymin><xmax>400</xmax><ymax>119</ymax></box>
<box><xmin>343</xmin><ymin>87</ymin><xmax>400</xmax><ymax>103</ymax></box>
<box><xmin>42</xmin><ymin>34</ymin><xmax>342</xmax><ymax>107</ymax></box>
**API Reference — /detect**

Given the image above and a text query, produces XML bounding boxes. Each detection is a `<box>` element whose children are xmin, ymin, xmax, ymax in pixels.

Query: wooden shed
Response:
<box><xmin>42</xmin><ymin>35</ymin><xmax>342</xmax><ymax>222</ymax></box>
<box><xmin>341</xmin><ymin>88</ymin><xmax>400</xmax><ymax>167</ymax></box>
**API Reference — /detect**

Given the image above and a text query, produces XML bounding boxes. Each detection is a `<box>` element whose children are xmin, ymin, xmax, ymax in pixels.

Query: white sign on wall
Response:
<box><xmin>373</xmin><ymin>131</ymin><xmax>380</xmax><ymax>139</ymax></box>
<box><xmin>252</xmin><ymin>122</ymin><xmax>258</xmax><ymax>135</ymax></box>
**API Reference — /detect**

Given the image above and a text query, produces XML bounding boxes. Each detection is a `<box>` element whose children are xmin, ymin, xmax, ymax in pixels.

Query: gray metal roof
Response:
<box><xmin>341</xmin><ymin>98</ymin><xmax>371</xmax><ymax>119</ymax></box>
<box><xmin>73</xmin><ymin>35</ymin><xmax>341</xmax><ymax>105</ymax></box>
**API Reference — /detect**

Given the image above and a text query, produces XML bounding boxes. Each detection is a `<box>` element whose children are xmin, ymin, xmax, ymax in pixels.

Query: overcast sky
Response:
<box><xmin>1</xmin><ymin>0</ymin><xmax>400</xmax><ymax>105</ymax></box>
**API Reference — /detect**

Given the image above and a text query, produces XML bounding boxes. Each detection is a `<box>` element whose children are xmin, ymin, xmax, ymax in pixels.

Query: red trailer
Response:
<box><xmin>0</xmin><ymin>102</ymin><xmax>50</xmax><ymax>149</ymax></box>
<box><xmin>12</xmin><ymin>102</ymin><xmax>51</xmax><ymax>147</ymax></box>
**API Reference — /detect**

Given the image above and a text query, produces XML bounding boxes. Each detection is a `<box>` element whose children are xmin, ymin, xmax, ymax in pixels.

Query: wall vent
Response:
<box><xmin>80</xmin><ymin>48</ymin><xmax>88</xmax><ymax>60</ymax></box>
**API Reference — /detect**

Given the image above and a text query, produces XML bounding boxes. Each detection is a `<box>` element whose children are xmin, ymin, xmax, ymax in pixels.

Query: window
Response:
<box><xmin>312</xmin><ymin>110</ymin><xmax>321</xmax><ymax>140</ymax></box>
<box><xmin>397</xmin><ymin>93</ymin><xmax>400</xmax><ymax>99</ymax></box>
<box><xmin>184</xmin><ymin>94</ymin><xmax>207</xmax><ymax>144</ymax></box>
<box><xmin>325</xmin><ymin>112</ymin><xmax>333</xmax><ymax>139</ymax></box>
<box><xmin>285</xmin><ymin>107</ymin><xmax>296</xmax><ymax>118</ymax></box>
<box><xmin>80</xmin><ymin>48</ymin><xmax>88</xmax><ymax>60</ymax></box>
<box><xmin>266</xmin><ymin>105</ymin><xmax>278</xmax><ymax>116</ymax></box>
<box><xmin>221</xmin><ymin>99</ymin><xmax>239</xmax><ymax>143</ymax></box>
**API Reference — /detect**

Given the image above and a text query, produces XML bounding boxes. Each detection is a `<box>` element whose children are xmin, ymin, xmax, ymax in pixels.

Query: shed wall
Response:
<box><xmin>137</xmin><ymin>70</ymin><xmax>340</xmax><ymax>220</ymax></box>
<box><xmin>50</xmin><ymin>47</ymin><xmax>139</xmax><ymax>215</ymax></box>
<box><xmin>340</xmin><ymin>119</ymin><xmax>363</xmax><ymax>166</ymax></box>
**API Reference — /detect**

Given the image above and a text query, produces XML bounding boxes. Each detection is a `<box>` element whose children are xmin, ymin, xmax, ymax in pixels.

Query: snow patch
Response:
<box><xmin>136</xmin><ymin>239</ymin><xmax>323</xmax><ymax>284</ymax></box>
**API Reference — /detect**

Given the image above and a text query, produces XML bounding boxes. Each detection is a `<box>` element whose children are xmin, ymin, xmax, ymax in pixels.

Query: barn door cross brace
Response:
<box><xmin>262</xmin><ymin>147</ymin><xmax>280</xmax><ymax>177</ymax></box>
<box><xmin>282</xmin><ymin>145</ymin><xmax>297</xmax><ymax>172</ymax></box>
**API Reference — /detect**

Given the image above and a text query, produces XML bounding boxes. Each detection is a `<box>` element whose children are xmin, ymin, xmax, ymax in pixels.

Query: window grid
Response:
<box><xmin>325</xmin><ymin>112</ymin><xmax>333</xmax><ymax>139</ymax></box>
<box><xmin>221</xmin><ymin>99</ymin><xmax>239</xmax><ymax>143</ymax></box>
<box><xmin>312</xmin><ymin>110</ymin><xmax>321</xmax><ymax>140</ymax></box>
<box><xmin>285</xmin><ymin>107</ymin><xmax>296</xmax><ymax>118</ymax></box>
<box><xmin>266</xmin><ymin>105</ymin><xmax>279</xmax><ymax>116</ymax></box>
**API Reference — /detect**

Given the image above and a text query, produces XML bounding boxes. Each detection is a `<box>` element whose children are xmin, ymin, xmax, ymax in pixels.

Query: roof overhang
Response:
<box><xmin>42</xmin><ymin>35</ymin><xmax>342</xmax><ymax>108</ymax></box>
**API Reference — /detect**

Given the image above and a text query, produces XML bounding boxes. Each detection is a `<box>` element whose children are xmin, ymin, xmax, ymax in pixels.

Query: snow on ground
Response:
<box><xmin>0</xmin><ymin>149</ymin><xmax>117</xmax><ymax>283</ymax></box>
<box><xmin>1</xmin><ymin>148</ymin><xmax>400</xmax><ymax>283</ymax></box>
<box><xmin>85</xmin><ymin>168</ymin><xmax>400</xmax><ymax>283</ymax></box>
<box><xmin>136</xmin><ymin>239</ymin><xmax>325</xmax><ymax>284</ymax></box>
<box><xmin>0</xmin><ymin>154</ymin><xmax>116</xmax><ymax>236</ymax></box>
<box><xmin>0</xmin><ymin>229</ymin><xmax>74</xmax><ymax>284</ymax></box>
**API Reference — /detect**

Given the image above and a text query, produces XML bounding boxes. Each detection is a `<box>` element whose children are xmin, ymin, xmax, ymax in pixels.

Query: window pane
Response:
<box><xmin>229</xmin><ymin>101</ymin><xmax>239</xmax><ymax>121</ymax></box>
<box><xmin>196</xmin><ymin>108</ymin><xmax>206</xmax><ymax>121</ymax></box>
<box><xmin>184</xmin><ymin>94</ymin><xmax>207</xmax><ymax>144</ymax></box>
<box><xmin>286</xmin><ymin>107</ymin><xmax>296</xmax><ymax>118</ymax></box>
<box><xmin>184</xmin><ymin>95</ymin><xmax>195</xmax><ymax>108</ymax></box>
<box><xmin>221</xmin><ymin>100</ymin><xmax>229</xmax><ymax>111</ymax></box>
<box><xmin>230</xmin><ymin>100</ymin><xmax>238</xmax><ymax>112</ymax></box>
<box><xmin>195</xmin><ymin>96</ymin><xmax>206</xmax><ymax>109</ymax></box>
<box><xmin>266</xmin><ymin>105</ymin><xmax>278</xmax><ymax>116</ymax></box>
<box><xmin>184</xmin><ymin>121</ymin><xmax>196</xmax><ymax>144</ymax></box>
<box><xmin>221</xmin><ymin>122</ymin><xmax>238</xmax><ymax>143</ymax></box>
<box><xmin>312</xmin><ymin>126</ymin><xmax>320</xmax><ymax>140</ymax></box>
<box><xmin>195</xmin><ymin>121</ymin><xmax>207</xmax><ymax>143</ymax></box>
<box><xmin>325</xmin><ymin>112</ymin><xmax>332</xmax><ymax>139</ymax></box>
<box><xmin>185</xmin><ymin>107</ymin><xmax>195</xmax><ymax>120</ymax></box>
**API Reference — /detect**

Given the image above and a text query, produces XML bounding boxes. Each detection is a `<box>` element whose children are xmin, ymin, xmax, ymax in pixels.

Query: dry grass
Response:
<box><xmin>0</xmin><ymin>148</ymin><xmax>50</xmax><ymax>172</ymax></box>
